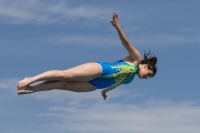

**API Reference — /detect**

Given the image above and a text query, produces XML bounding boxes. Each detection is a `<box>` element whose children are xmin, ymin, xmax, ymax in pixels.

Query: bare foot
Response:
<box><xmin>18</xmin><ymin>86</ymin><xmax>34</xmax><ymax>95</ymax></box>
<box><xmin>17</xmin><ymin>78</ymin><xmax>32</xmax><ymax>90</ymax></box>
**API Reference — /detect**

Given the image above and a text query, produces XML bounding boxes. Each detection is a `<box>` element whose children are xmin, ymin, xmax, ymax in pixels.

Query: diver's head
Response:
<box><xmin>137</xmin><ymin>50</ymin><xmax>157</xmax><ymax>79</ymax></box>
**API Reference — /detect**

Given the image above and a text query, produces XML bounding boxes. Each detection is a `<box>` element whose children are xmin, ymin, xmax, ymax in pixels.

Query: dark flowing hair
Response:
<box><xmin>141</xmin><ymin>50</ymin><xmax>157</xmax><ymax>77</ymax></box>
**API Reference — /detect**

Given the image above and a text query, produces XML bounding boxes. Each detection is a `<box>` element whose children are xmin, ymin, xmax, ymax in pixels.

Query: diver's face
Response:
<box><xmin>138</xmin><ymin>64</ymin><xmax>154</xmax><ymax>79</ymax></box>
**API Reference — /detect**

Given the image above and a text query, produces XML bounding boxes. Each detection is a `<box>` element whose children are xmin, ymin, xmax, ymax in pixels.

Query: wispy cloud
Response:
<box><xmin>45</xmin><ymin>33</ymin><xmax>119</xmax><ymax>47</ymax></box>
<box><xmin>2</xmin><ymin>78</ymin><xmax>200</xmax><ymax>133</ymax></box>
<box><xmin>130</xmin><ymin>34</ymin><xmax>200</xmax><ymax>46</ymax></box>
<box><xmin>37</xmin><ymin>96</ymin><xmax>200</xmax><ymax>133</ymax></box>
<box><xmin>0</xmin><ymin>78</ymin><xmax>18</xmax><ymax>94</ymax></box>
<box><xmin>27</xmin><ymin>86</ymin><xmax>200</xmax><ymax>133</ymax></box>
<box><xmin>0</xmin><ymin>0</ymin><xmax>113</xmax><ymax>24</ymax></box>
<box><xmin>1</xmin><ymin>32</ymin><xmax>198</xmax><ymax>57</ymax></box>
<box><xmin>44</xmin><ymin>33</ymin><xmax>200</xmax><ymax>48</ymax></box>
<box><xmin>0</xmin><ymin>78</ymin><xmax>18</xmax><ymax>90</ymax></box>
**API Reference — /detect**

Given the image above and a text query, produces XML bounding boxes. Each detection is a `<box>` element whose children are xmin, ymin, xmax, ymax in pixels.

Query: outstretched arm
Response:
<box><xmin>101</xmin><ymin>85</ymin><xmax>118</xmax><ymax>100</ymax></box>
<box><xmin>110</xmin><ymin>13</ymin><xmax>142</xmax><ymax>62</ymax></box>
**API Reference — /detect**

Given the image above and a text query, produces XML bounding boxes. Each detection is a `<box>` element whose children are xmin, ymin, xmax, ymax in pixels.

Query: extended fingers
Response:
<box><xmin>113</xmin><ymin>12</ymin><xmax>118</xmax><ymax>20</ymax></box>
<box><xmin>104</xmin><ymin>95</ymin><xmax>107</xmax><ymax>100</ymax></box>
<box><xmin>104</xmin><ymin>93</ymin><xmax>107</xmax><ymax>100</ymax></box>
<box><xmin>110</xmin><ymin>13</ymin><xmax>118</xmax><ymax>26</ymax></box>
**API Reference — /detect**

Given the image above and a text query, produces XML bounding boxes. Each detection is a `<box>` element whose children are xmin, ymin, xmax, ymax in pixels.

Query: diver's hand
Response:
<box><xmin>101</xmin><ymin>90</ymin><xmax>107</xmax><ymax>100</ymax></box>
<box><xmin>110</xmin><ymin>13</ymin><xmax>119</xmax><ymax>28</ymax></box>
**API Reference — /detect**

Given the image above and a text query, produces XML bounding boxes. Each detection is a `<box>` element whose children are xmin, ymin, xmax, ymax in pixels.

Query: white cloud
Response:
<box><xmin>27</xmin><ymin>87</ymin><xmax>200</xmax><ymax>133</ymax></box>
<box><xmin>0</xmin><ymin>78</ymin><xmax>18</xmax><ymax>90</ymax></box>
<box><xmin>123</xmin><ymin>24</ymin><xmax>200</xmax><ymax>46</ymax></box>
<box><xmin>0</xmin><ymin>78</ymin><xmax>19</xmax><ymax>94</ymax></box>
<box><xmin>2</xmin><ymin>78</ymin><xmax>200</xmax><ymax>133</ymax></box>
<box><xmin>130</xmin><ymin>34</ymin><xmax>200</xmax><ymax>46</ymax></box>
<box><xmin>37</xmin><ymin>97</ymin><xmax>200</xmax><ymax>133</ymax></box>
<box><xmin>45</xmin><ymin>34</ymin><xmax>119</xmax><ymax>47</ymax></box>
<box><xmin>44</xmin><ymin>32</ymin><xmax>200</xmax><ymax>48</ymax></box>
<box><xmin>0</xmin><ymin>0</ymin><xmax>113</xmax><ymax>24</ymax></box>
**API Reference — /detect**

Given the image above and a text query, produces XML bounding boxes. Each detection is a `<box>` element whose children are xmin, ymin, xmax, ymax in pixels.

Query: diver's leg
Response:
<box><xmin>18</xmin><ymin>62</ymin><xmax>102</xmax><ymax>89</ymax></box>
<box><xmin>18</xmin><ymin>81</ymin><xmax>97</xmax><ymax>95</ymax></box>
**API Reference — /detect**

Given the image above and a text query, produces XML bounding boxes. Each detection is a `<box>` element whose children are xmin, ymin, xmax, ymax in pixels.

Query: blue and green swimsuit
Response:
<box><xmin>89</xmin><ymin>60</ymin><xmax>138</xmax><ymax>89</ymax></box>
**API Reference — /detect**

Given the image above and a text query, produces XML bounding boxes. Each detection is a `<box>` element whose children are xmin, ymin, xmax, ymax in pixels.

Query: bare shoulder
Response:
<box><xmin>122</xmin><ymin>56</ymin><xmax>141</xmax><ymax>66</ymax></box>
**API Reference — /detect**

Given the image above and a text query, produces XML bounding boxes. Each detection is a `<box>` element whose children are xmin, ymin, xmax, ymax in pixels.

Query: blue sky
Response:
<box><xmin>0</xmin><ymin>0</ymin><xmax>200</xmax><ymax>133</ymax></box>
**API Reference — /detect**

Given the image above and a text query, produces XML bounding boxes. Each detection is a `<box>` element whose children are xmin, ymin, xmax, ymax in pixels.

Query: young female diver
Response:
<box><xmin>17</xmin><ymin>13</ymin><xmax>157</xmax><ymax>100</ymax></box>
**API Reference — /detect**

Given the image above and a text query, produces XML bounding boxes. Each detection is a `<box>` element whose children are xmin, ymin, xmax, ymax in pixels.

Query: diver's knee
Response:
<box><xmin>61</xmin><ymin>71</ymin><xmax>74</xmax><ymax>80</ymax></box>
<box><xmin>59</xmin><ymin>82</ymin><xmax>70</xmax><ymax>90</ymax></box>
